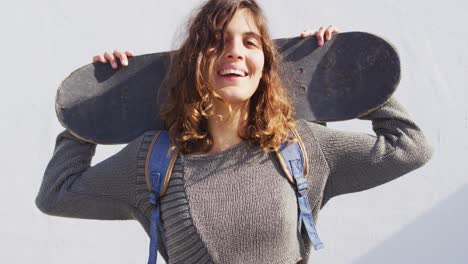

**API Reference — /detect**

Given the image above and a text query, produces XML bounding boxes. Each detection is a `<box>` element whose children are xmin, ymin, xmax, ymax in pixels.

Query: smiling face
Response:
<box><xmin>212</xmin><ymin>9</ymin><xmax>265</xmax><ymax>105</ymax></box>
<box><xmin>160</xmin><ymin>0</ymin><xmax>296</xmax><ymax>154</ymax></box>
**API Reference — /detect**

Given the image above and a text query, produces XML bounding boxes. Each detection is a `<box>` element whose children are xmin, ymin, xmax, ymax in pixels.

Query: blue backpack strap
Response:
<box><xmin>145</xmin><ymin>131</ymin><xmax>178</xmax><ymax>264</ymax></box>
<box><xmin>275</xmin><ymin>127</ymin><xmax>324</xmax><ymax>250</ymax></box>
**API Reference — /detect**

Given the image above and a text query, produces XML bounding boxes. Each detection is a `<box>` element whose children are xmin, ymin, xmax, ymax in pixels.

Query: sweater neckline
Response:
<box><xmin>181</xmin><ymin>140</ymin><xmax>250</xmax><ymax>161</ymax></box>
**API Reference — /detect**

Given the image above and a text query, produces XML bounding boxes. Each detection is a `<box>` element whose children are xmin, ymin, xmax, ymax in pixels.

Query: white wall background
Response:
<box><xmin>1</xmin><ymin>0</ymin><xmax>466</xmax><ymax>263</ymax></box>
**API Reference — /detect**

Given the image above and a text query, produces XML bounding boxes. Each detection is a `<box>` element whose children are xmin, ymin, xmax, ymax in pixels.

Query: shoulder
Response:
<box><xmin>292</xmin><ymin>119</ymin><xmax>336</xmax><ymax>169</ymax></box>
<box><xmin>128</xmin><ymin>130</ymin><xmax>161</xmax><ymax>158</ymax></box>
<box><xmin>111</xmin><ymin>131</ymin><xmax>163</xmax><ymax>177</ymax></box>
<box><xmin>129</xmin><ymin>130</ymin><xmax>160</xmax><ymax>148</ymax></box>
<box><xmin>295</xmin><ymin>119</ymin><xmax>324</xmax><ymax>131</ymax></box>
<box><xmin>293</xmin><ymin>119</ymin><xmax>331</xmax><ymax>164</ymax></box>
<box><xmin>294</xmin><ymin>119</ymin><xmax>328</xmax><ymax>144</ymax></box>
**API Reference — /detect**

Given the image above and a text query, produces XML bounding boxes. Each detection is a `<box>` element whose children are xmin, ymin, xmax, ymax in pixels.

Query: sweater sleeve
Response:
<box><xmin>35</xmin><ymin>129</ymin><xmax>146</xmax><ymax>220</ymax></box>
<box><xmin>304</xmin><ymin>97</ymin><xmax>434</xmax><ymax>208</ymax></box>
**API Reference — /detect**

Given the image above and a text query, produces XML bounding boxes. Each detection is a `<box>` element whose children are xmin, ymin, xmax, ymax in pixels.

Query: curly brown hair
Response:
<box><xmin>160</xmin><ymin>0</ymin><xmax>296</xmax><ymax>154</ymax></box>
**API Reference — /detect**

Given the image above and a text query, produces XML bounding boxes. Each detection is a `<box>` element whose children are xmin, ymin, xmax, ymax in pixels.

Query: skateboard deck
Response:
<box><xmin>56</xmin><ymin>31</ymin><xmax>400</xmax><ymax>144</ymax></box>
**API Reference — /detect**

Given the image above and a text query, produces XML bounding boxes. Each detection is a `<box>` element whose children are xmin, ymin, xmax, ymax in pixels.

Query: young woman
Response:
<box><xmin>36</xmin><ymin>0</ymin><xmax>433</xmax><ymax>263</ymax></box>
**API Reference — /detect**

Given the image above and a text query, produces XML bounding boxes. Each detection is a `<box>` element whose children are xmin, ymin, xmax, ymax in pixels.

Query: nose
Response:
<box><xmin>224</xmin><ymin>38</ymin><xmax>245</xmax><ymax>60</ymax></box>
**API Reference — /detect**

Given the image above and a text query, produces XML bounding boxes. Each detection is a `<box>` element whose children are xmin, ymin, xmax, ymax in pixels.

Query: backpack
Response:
<box><xmin>145</xmin><ymin>129</ymin><xmax>324</xmax><ymax>264</ymax></box>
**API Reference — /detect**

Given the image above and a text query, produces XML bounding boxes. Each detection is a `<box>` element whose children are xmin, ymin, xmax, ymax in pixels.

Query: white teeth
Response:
<box><xmin>219</xmin><ymin>68</ymin><xmax>246</xmax><ymax>77</ymax></box>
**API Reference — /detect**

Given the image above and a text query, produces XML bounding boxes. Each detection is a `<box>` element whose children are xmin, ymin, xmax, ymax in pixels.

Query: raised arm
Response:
<box><xmin>305</xmin><ymin>97</ymin><xmax>433</xmax><ymax>208</ymax></box>
<box><xmin>35</xmin><ymin>129</ymin><xmax>143</xmax><ymax>220</ymax></box>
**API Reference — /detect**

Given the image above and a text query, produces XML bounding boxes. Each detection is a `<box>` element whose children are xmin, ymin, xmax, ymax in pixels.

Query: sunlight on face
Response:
<box><xmin>212</xmin><ymin>8</ymin><xmax>265</xmax><ymax>106</ymax></box>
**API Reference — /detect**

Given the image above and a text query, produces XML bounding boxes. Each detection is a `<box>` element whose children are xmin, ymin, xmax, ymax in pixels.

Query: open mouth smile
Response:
<box><xmin>217</xmin><ymin>66</ymin><xmax>249</xmax><ymax>80</ymax></box>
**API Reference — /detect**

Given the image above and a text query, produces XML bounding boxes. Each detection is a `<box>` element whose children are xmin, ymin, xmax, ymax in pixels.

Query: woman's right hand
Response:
<box><xmin>92</xmin><ymin>50</ymin><xmax>135</xmax><ymax>69</ymax></box>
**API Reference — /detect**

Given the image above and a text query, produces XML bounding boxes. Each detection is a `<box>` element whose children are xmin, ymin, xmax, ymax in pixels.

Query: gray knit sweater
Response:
<box><xmin>35</xmin><ymin>97</ymin><xmax>433</xmax><ymax>264</ymax></box>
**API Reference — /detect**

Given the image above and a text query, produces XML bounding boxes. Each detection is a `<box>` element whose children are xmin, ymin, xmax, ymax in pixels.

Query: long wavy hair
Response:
<box><xmin>160</xmin><ymin>0</ymin><xmax>296</xmax><ymax>154</ymax></box>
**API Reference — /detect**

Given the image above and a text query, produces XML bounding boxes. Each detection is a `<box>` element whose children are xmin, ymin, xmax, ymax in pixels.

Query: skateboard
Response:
<box><xmin>55</xmin><ymin>31</ymin><xmax>400</xmax><ymax>144</ymax></box>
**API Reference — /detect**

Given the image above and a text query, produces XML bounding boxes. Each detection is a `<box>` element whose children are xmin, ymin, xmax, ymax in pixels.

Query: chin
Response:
<box><xmin>216</xmin><ymin>88</ymin><xmax>253</xmax><ymax>105</ymax></box>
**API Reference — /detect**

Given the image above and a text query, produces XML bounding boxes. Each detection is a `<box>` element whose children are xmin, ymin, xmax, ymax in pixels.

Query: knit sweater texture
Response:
<box><xmin>35</xmin><ymin>97</ymin><xmax>433</xmax><ymax>264</ymax></box>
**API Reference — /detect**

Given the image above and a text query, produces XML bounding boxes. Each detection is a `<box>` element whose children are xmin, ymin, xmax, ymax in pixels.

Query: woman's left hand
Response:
<box><xmin>300</xmin><ymin>25</ymin><xmax>340</xmax><ymax>46</ymax></box>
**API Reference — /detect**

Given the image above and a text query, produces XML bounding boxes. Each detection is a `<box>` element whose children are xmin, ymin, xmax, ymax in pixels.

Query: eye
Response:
<box><xmin>245</xmin><ymin>39</ymin><xmax>258</xmax><ymax>47</ymax></box>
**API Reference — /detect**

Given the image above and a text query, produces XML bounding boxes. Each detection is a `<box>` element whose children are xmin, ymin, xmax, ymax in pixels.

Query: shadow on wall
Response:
<box><xmin>354</xmin><ymin>183</ymin><xmax>468</xmax><ymax>264</ymax></box>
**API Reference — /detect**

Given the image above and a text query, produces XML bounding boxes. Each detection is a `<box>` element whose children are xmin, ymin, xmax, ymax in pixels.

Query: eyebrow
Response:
<box><xmin>243</xmin><ymin>31</ymin><xmax>261</xmax><ymax>40</ymax></box>
<box><xmin>224</xmin><ymin>30</ymin><xmax>262</xmax><ymax>40</ymax></box>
